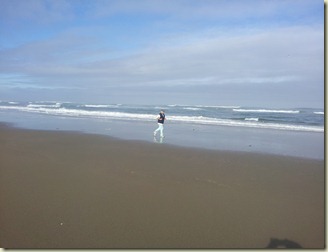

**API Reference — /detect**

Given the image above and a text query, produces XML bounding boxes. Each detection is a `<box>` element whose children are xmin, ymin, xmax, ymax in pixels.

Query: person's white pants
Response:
<box><xmin>154</xmin><ymin>123</ymin><xmax>164</xmax><ymax>137</ymax></box>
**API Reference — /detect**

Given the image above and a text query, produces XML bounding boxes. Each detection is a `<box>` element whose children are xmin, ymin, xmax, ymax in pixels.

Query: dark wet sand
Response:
<box><xmin>0</xmin><ymin>124</ymin><xmax>324</xmax><ymax>248</ymax></box>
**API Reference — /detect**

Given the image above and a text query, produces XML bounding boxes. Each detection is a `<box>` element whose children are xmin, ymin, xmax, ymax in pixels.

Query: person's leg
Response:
<box><xmin>154</xmin><ymin>123</ymin><xmax>161</xmax><ymax>136</ymax></box>
<box><xmin>159</xmin><ymin>124</ymin><xmax>164</xmax><ymax>137</ymax></box>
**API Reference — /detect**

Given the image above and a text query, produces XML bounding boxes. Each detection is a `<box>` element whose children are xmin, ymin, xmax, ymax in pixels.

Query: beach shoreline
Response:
<box><xmin>0</xmin><ymin>110</ymin><xmax>324</xmax><ymax>160</ymax></box>
<box><xmin>0</xmin><ymin>123</ymin><xmax>325</xmax><ymax>248</ymax></box>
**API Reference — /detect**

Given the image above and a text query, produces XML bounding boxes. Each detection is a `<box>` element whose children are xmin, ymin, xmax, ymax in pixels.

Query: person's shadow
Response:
<box><xmin>266</xmin><ymin>238</ymin><xmax>302</xmax><ymax>248</ymax></box>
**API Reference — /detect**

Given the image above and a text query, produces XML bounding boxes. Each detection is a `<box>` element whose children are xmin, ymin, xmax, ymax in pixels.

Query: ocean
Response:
<box><xmin>0</xmin><ymin>100</ymin><xmax>324</xmax><ymax>159</ymax></box>
<box><xmin>0</xmin><ymin>100</ymin><xmax>324</xmax><ymax>132</ymax></box>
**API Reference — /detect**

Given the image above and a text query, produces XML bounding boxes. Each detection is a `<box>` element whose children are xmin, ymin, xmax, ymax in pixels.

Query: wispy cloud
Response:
<box><xmin>1</xmin><ymin>24</ymin><xmax>322</xmax><ymax>88</ymax></box>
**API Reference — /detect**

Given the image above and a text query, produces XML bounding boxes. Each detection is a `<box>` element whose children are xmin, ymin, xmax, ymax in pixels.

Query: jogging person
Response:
<box><xmin>153</xmin><ymin>110</ymin><xmax>165</xmax><ymax>138</ymax></box>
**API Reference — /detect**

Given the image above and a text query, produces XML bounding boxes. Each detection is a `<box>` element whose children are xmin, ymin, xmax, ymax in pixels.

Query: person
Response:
<box><xmin>153</xmin><ymin>110</ymin><xmax>165</xmax><ymax>138</ymax></box>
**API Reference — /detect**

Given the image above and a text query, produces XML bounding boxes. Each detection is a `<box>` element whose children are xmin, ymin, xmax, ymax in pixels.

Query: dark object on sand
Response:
<box><xmin>266</xmin><ymin>238</ymin><xmax>302</xmax><ymax>248</ymax></box>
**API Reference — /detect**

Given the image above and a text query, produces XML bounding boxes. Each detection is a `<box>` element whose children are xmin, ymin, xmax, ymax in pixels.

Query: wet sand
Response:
<box><xmin>0</xmin><ymin>123</ymin><xmax>324</xmax><ymax>248</ymax></box>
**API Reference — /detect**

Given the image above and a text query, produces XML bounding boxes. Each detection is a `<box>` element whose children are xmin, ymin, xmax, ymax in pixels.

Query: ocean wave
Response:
<box><xmin>168</xmin><ymin>104</ymin><xmax>240</xmax><ymax>109</ymax></box>
<box><xmin>30</xmin><ymin>100</ymin><xmax>65</xmax><ymax>104</ymax></box>
<box><xmin>168</xmin><ymin>115</ymin><xmax>322</xmax><ymax>132</ymax></box>
<box><xmin>314</xmin><ymin>112</ymin><xmax>324</xmax><ymax>115</ymax></box>
<box><xmin>183</xmin><ymin>107</ymin><xmax>203</xmax><ymax>111</ymax></box>
<box><xmin>27</xmin><ymin>103</ymin><xmax>61</xmax><ymax>108</ymax></box>
<box><xmin>0</xmin><ymin>105</ymin><xmax>323</xmax><ymax>133</ymax></box>
<box><xmin>84</xmin><ymin>104</ymin><xmax>121</xmax><ymax>108</ymax></box>
<box><xmin>233</xmin><ymin>109</ymin><xmax>300</xmax><ymax>114</ymax></box>
<box><xmin>154</xmin><ymin>106</ymin><xmax>170</xmax><ymax>110</ymax></box>
<box><xmin>195</xmin><ymin>105</ymin><xmax>241</xmax><ymax>109</ymax></box>
<box><xmin>0</xmin><ymin>105</ymin><xmax>155</xmax><ymax>120</ymax></box>
<box><xmin>245</xmin><ymin>118</ymin><xmax>259</xmax><ymax>121</ymax></box>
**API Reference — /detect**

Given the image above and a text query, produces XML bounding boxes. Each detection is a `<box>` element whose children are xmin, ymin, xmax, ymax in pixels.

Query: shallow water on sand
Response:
<box><xmin>0</xmin><ymin>109</ymin><xmax>324</xmax><ymax>160</ymax></box>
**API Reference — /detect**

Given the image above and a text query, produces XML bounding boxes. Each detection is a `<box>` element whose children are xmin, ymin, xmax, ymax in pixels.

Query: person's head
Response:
<box><xmin>161</xmin><ymin>110</ymin><xmax>165</xmax><ymax>113</ymax></box>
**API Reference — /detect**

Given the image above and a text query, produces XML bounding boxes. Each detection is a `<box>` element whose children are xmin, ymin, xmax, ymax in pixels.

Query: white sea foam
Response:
<box><xmin>233</xmin><ymin>109</ymin><xmax>300</xmax><ymax>114</ymax></box>
<box><xmin>0</xmin><ymin>106</ymin><xmax>154</xmax><ymax>121</ymax></box>
<box><xmin>27</xmin><ymin>103</ymin><xmax>61</xmax><ymax>108</ymax></box>
<box><xmin>168</xmin><ymin>115</ymin><xmax>322</xmax><ymax>132</ymax></box>
<box><xmin>314</xmin><ymin>112</ymin><xmax>324</xmax><ymax>115</ymax></box>
<box><xmin>84</xmin><ymin>104</ymin><xmax>120</xmax><ymax>108</ymax></box>
<box><xmin>31</xmin><ymin>101</ymin><xmax>64</xmax><ymax>104</ymax></box>
<box><xmin>168</xmin><ymin>104</ymin><xmax>240</xmax><ymax>109</ymax></box>
<box><xmin>245</xmin><ymin>118</ymin><xmax>259</xmax><ymax>121</ymax></box>
<box><xmin>195</xmin><ymin>105</ymin><xmax>241</xmax><ymax>109</ymax></box>
<box><xmin>183</xmin><ymin>107</ymin><xmax>203</xmax><ymax>111</ymax></box>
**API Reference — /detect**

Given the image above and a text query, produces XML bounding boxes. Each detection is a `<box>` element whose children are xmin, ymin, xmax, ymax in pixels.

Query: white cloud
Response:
<box><xmin>0</xmin><ymin>0</ymin><xmax>323</xmax><ymax>107</ymax></box>
<box><xmin>0</xmin><ymin>24</ymin><xmax>323</xmax><ymax>90</ymax></box>
<box><xmin>92</xmin><ymin>25</ymin><xmax>323</xmax><ymax>87</ymax></box>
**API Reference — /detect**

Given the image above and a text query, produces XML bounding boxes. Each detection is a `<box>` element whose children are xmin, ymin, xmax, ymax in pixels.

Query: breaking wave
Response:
<box><xmin>0</xmin><ymin>104</ymin><xmax>323</xmax><ymax>133</ymax></box>
<box><xmin>233</xmin><ymin>109</ymin><xmax>300</xmax><ymax>114</ymax></box>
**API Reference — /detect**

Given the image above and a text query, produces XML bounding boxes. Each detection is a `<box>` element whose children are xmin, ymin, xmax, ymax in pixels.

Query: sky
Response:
<box><xmin>0</xmin><ymin>0</ymin><xmax>324</xmax><ymax>108</ymax></box>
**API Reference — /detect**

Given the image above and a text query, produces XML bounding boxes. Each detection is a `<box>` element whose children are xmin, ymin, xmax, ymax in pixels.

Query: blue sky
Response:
<box><xmin>0</xmin><ymin>0</ymin><xmax>324</xmax><ymax>108</ymax></box>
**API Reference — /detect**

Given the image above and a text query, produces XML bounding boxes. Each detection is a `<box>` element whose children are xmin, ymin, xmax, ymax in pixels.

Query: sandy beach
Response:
<box><xmin>0</xmin><ymin>123</ymin><xmax>324</xmax><ymax>249</ymax></box>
